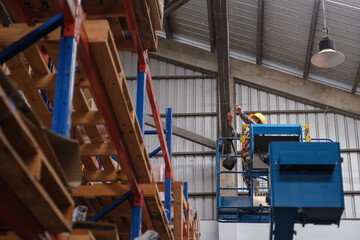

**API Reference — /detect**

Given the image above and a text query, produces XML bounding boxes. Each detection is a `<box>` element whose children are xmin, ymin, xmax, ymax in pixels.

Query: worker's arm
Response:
<box><xmin>235</xmin><ymin>104</ymin><xmax>256</xmax><ymax>124</ymax></box>
<box><xmin>227</xmin><ymin>112</ymin><xmax>240</xmax><ymax>137</ymax></box>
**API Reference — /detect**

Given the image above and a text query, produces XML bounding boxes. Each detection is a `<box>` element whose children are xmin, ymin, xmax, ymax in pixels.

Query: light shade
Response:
<box><xmin>311</xmin><ymin>37</ymin><xmax>345</xmax><ymax>68</ymax></box>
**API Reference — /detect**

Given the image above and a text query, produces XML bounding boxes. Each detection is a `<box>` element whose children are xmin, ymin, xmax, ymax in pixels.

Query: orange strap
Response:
<box><xmin>241</xmin><ymin>139</ymin><xmax>249</xmax><ymax>152</ymax></box>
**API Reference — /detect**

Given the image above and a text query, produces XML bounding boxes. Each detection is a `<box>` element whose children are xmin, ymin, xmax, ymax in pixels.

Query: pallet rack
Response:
<box><xmin>0</xmin><ymin>1</ymin><xmax>200</xmax><ymax>239</ymax></box>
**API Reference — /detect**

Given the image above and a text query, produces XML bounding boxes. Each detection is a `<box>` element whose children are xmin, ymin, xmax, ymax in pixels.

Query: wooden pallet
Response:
<box><xmin>0</xmin><ymin>20</ymin><xmax>172</xmax><ymax>239</ymax></box>
<box><xmin>0</xmin><ymin>71</ymin><xmax>74</xmax><ymax>233</ymax></box>
<box><xmin>0</xmin><ymin>0</ymin><xmax>161</xmax><ymax>51</ymax></box>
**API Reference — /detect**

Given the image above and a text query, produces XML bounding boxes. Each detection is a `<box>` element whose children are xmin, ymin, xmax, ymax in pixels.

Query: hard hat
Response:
<box><xmin>249</xmin><ymin>113</ymin><xmax>266</xmax><ymax>124</ymax></box>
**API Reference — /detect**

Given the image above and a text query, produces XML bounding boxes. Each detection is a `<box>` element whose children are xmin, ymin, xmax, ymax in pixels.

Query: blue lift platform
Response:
<box><xmin>216</xmin><ymin>124</ymin><xmax>344</xmax><ymax>240</ymax></box>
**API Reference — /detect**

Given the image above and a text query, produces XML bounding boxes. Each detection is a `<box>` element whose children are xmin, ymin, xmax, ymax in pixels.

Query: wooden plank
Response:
<box><xmin>173</xmin><ymin>182</ymin><xmax>184</xmax><ymax>240</ymax></box>
<box><xmin>63</xmin><ymin>230</ymin><xmax>96</xmax><ymax>240</ymax></box>
<box><xmin>72</xmin><ymin>183</ymin><xmax>131</xmax><ymax>197</ymax></box>
<box><xmin>6</xmin><ymin>56</ymin><xmax>52</xmax><ymax>127</ymax></box>
<box><xmin>84</xmin><ymin>169</ymin><xmax>127</xmax><ymax>182</ymax></box>
<box><xmin>85</xmin><ymin>20</ymin><xmax>152</xmax><ymax>183</ymax></box>
<box><xmin>23</xmin><ymin>44</ymin><xmax>50</xmax><ymax>74</ymax></box>
<box><xmin>108</xmin><ymin>17</ymin><xmax>135</xmax><ymax>51</ymax></box>
<box><xmin>185</xmin><ymin>202</ymin><xmax>190</xmax><ymax>240</ymax></box>
<box><xmin>135</xmin><ymin>0</ymin><xmax>157</xmax><ymax>50</ymax></box>
<box><xmin>0</xmin><ymin>82</ymin><xmax>74</xmax><ymax>209</ymax></box>
<box><xmin>72</xmin><ymin>111</ymin><xmax>105</xmax><ymax>126</ymax></box>
<box><xmin>81</xmin><ymin>156</ymin><xmax>98</xmax><ymax>170</ymax></box>
<box><xmin>0</xmin><ymin>129</ymin><xmax>72</xmax><ymax>232</ymax></box>
<box><xmin>99</xmin><ymin>156</ymin><xmax>117</xmax><ymax>170</ymax></box>
<box><xmin>148</xmin><ymin>0</ymin><xmax>163</xmax><ymax>30</ymax></box>
<box><xmin>196</xmin><ymin>211</ymin><xmax>201</xmax><ymax>239</ymax></box>
<box><xmin>72</xmin><ymin>88</ymin><xmax>116</xmax><ymax>173</ymax></box>
<box><xmin>142</xmin><ymin>183</ymin><xmax>173</xmax><ymax>239</ymax></box>
<box><xmin>34</xmin><ymin>73</ymin><xmax>90</xmax><ymax>91</ymax></box>
<box><xmin>80</xmin><ymin>143</ymin><xmax>117</xmax><ymax>156</ymax></box>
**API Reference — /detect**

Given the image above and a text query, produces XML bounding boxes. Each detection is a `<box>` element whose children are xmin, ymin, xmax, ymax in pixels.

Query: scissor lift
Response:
<box><xmin>216</xmin><ymin>124</ymin><xmax>344</xmax><ymax>240</ymax></box>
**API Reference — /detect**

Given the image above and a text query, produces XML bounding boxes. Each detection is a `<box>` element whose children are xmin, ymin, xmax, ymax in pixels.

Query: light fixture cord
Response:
<box><xmin>322</xmin><ymin>0</ymin><xmax>329</xmax><ymax>36</ymax></box>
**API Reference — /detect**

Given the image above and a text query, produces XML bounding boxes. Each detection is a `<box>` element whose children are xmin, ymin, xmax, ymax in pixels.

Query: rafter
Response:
<box><xmin>303</xmin><ymin>0</ymin><xmax>320</xmax><ymax>79</ymax></box>
<box><xmin>207</xmin><ymin>0</ymin><xmax>216</xmax><ymax>52</ymax></box>
<box><xmin>164</xmin><ymin>0</ymin><xmax>191</xmax><ymax>17</ymax></box>
<box><xmin>256</xmin><ymin>0</ymin><xmax>264</xmax><ymax>65</ymax></box>
<box><xmin>164</xmin><ymin>0</ymin><xmax>173</xmax><ymax>39</ymax></box>
<box><xmin>351</xmin><ymin>66</ymin><xmax>360</xmax><ymax>94</ymax></box>
<box><xmin>213</xmin><ymin>0</ymin><xmax>232</xmax><ymax>148</ymax></box>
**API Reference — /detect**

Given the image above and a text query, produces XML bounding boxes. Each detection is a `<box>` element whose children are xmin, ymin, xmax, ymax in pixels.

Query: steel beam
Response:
<box><xmin>214</xmin><ymin>0</ymin><xmax>231</xmax><ymax>145</ymax></box>
<box><xmin>303</xmin><ymin>0</ymin><xmax>320</xmax><ymax>79</ymax></box>
<box><xmin>52</xmin><ymin>33</ymin><xmax>77</xmax><ymax>137</ymax></box>
<box><xmin>145</xmin><ymin>115</ymin><xmax>217</xmax><ymax>150</ymax></box>
<box><xmin>131</xmin><ymin>203</ymin><xmax>142</xmax><ymax>239</ymax></box>
<box><xmin>165</xmin><ymin>108</ymin><xmax>173</xmax><ymax>223</ymax></box>
<box><xmin>0</xmin><ymin>13</ymin><xmax>63</xmax><ymax>65</ymax></box>
<box><xmin>256</xmin><ymin>0</ymin><xmax>264</xmax><ymax>65</ymax></box>
<box><xmin>149</xmin><ymin>146</ymin><xmax>162</xmax><ymax>157</ymax></box>
<box><xmin>90</xmin><ymin>190</ymin><xmax>133</xmax><ymax>221</ymax></box>
<box><xmin>164</xmin><ymin>0</ymin><xmax>190</xmax><ymax>17</ymax></box>
<box><xmin>136</xmin><ymin>68</ymin><xmax>147</xmax><ymax>135</ymax></box>
<box><xmin>127</xmin><ymin>74</ymin><xmax>216</xmax><ymax>80</ymax></box>
<box><xmin>207</xmin><ymin>0</ymin><xmax>216</xmax><ymax>52</ymax></box>
<box><xmin>351</xmin><ymin>66</ymin><xmax>360</xmax><ymax>94</ymax></box>
<box><xmin>164</xmin><ymin>0</ymin><xmax>173</xmax><ymax>39</ymax></box>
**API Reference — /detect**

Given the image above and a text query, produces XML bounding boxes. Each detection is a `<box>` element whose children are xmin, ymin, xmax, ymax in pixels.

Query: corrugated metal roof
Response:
<box><xmin>170</xmin><ymin>0</ymin><xmax>209</xmax><ymax>45</ymax></box>
<box><xmin>229</xmin><ymin>0</ymin><xmax>257</xmax><ymax>56</ymax></box>
<box><xmin>163</xmin><ymin>0</ymin><xmax>360</xmax><ymax>94</ymax></box>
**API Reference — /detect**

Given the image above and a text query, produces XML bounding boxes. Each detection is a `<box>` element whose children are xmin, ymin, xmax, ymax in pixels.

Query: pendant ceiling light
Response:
<box><xmin>311</xmin><ymin>0</ymin><xmax>345</xmax><ymax>68</ymax></box>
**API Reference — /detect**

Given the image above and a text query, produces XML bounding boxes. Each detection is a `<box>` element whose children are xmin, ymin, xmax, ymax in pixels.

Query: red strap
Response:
<box><xmin>241</xmin><ymin>139</ymin><xmax>249</xmax><ymax>152</ymax></box>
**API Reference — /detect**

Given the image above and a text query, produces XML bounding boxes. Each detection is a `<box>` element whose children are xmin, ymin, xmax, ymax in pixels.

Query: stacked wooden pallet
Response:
<box><xmin>0</xmin><ymin>0</ymin><xmax>162</xmax><ymax>51</ymax></box>
<box><xmin>0</xmin><ymin>1</ymin><xmax>202</xmax><ymax>239</ymax></box>
<box><xmin>0</xmin><ymin>19</ymin><xmax>172</xmax><ymax>239</ymax></box>
<box><xmin>0</xmin><ymin>70</ymin><xmax>74</xmax><ymax>233</ymax></box>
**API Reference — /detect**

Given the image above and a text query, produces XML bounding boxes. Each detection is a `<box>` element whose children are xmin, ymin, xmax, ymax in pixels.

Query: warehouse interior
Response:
<box><xmin>0</xmin><ymin>0</ymin><xmax>360</xmax><ymax>239</ymax></box>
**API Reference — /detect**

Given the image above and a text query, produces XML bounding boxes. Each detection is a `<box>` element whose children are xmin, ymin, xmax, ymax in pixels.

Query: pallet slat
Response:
<box><xmin>0</xmin><ymin>84</ymin><xmax>73</xmax><ymax>232</ymax></box>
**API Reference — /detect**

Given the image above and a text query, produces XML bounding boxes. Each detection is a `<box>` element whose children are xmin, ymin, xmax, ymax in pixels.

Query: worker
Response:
<box><xmin>226</xmin><ymin>104</ymin><xmax>266</xmax><ymax>190</ymax></box>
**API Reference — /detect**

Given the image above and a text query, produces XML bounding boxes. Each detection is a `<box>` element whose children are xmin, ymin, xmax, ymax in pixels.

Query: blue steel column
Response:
<box><xmin>51</xmin><ymin>27</ymin><xmax>77</xmax><ymax>137</ymax></box>
<box><xmin>131</xmin><ymin>203</ymin><xmax>142</xmax><ymax>239</ymax></box>
<box><xmin>165</xmin><ymin>108</ymin><xmax>173</xmax><ymax>224</ymax></box>
<box><xmin>183</xmin><ymin>182</ymin><xmax>188</xmax><ymax>220</ymax></box>
<box><xmin>136</xmin><ymin>62</ymin><xmax>147</xmax><ymax>135</ymax></box>
<box><xmin>131</xmin><ymin>63</ymin><xmax>147</xmax><ymax>239</ymax></box>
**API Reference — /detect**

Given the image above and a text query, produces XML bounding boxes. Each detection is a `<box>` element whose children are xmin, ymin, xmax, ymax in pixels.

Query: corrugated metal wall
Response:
<box><xmin>119</xmin><ymin>51</ymin><xmax>360</xmax><ymax>220</ymax></box>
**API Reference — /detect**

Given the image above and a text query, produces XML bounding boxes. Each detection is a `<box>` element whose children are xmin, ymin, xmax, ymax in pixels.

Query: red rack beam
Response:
<box><xmin>122</xmin><ymin>0</ymin><xmax>174</xmax><ymax>180</ymax></box>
